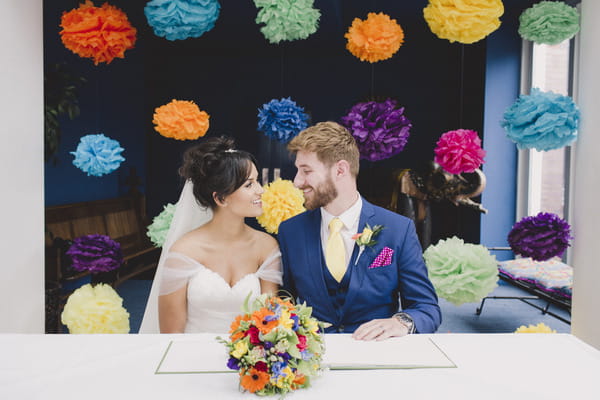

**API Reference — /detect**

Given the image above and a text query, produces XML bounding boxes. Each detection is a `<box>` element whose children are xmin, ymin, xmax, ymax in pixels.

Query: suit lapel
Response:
<box><xmin>304</xmin><ymin>210</ymin><xmax>338</xmax><ymax>319</ymax></box>
<box><xmin>342</xmin><ymin>198</ymin><xmax>376</xmax><ymax>314</ymax></box>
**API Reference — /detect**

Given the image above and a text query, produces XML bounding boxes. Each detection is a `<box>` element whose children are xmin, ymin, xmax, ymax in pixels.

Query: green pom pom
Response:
<box><xmin>146</xmin><ymin>203</ymin><xmax>176</xmax><ymax>247</ymax></box>
<box><xmin>519</xmin><ymin>1</ymin><xmax>580</xmax><ymax>45</ymax></box>
<box><xmin>424</xmin><ymin>236</ymin><xmax>498</xmax><ymax>306</ymax></box>
<box><xmin>254</xmin><ymin>0</ymin><xmax>320</xmax><ymax>44</ymax></box>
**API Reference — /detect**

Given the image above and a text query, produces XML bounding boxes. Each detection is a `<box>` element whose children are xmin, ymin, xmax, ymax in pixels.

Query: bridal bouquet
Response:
<box><xmin>219</xmin><ymin>294</ymin><xmax>325</xmax><ymax>396</ymax></box>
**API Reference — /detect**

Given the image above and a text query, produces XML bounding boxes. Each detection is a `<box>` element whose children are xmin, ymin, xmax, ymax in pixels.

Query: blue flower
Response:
<box><xmin>226</xmin><ymin>357</ymin><xmax>240</xmax><ymax>370</ymax></box>
<box><xmin>290</xmin><ymin>314</ymin><xmax>299</xmax><ymax>331</ymax></box>
<box><xmin>271</xmin><ymin>361</ymin><xmax>288</xmax><ymax>379</ymax></box>
<box><xmin>300</xmin><ymin>350</ymin><xmax>313</xmax><ymax>361</ymax></box>
<box><xmin>71</xmin><ymin>134</ymin><xmax>125</xmax><ymax>177</ymax></box>
<box><xmin>501</xmin><ymin>88</ymin><xmax>580</xmax><ymax>151</ymax></box>
<box><xmin>145</xmin><ymin>0</ymin><xmax>221</xmax><ymax>41</ymax></box>
<box><xmin>257</xmin><ymin>97</ymin><xmax>309</xmax><ymax>143</ymax></box>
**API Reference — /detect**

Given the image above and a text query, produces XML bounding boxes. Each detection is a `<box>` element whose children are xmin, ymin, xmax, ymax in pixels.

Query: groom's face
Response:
<box><xmin>293</xmin><ymin>151</ymin><xmax>338</xmax><ymax>210</ymax></box>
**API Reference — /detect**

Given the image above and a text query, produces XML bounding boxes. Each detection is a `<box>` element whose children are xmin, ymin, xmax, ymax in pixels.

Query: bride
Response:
<box><xmin>139</xmin><ymin>137</ymin><xmax>282</xmax><ymax>333</ymax></box>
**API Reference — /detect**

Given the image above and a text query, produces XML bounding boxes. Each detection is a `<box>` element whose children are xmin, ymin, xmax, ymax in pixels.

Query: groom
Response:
<box><xmin>278</xmin><ymin>122</ymin><xmax>441</xmax><ymax>340</ymax></box>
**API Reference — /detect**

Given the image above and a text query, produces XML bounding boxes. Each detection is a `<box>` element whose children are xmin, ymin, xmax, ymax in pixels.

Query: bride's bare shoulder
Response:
<box><xmin>169</xmin><ymin>227</ymin><xmax>210</xmax><ymax>254</ymax></box>
<box><xmin>251</xmin><ymin>229</ymin><xmax>279</xmax><ymax>255</ymax></box>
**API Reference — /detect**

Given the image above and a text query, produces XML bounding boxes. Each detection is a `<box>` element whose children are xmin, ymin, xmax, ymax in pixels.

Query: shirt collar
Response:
<box><xmin>320</xmin><ymin>193</ymin><xmax>362</xmax><ymax>231</ymax></box>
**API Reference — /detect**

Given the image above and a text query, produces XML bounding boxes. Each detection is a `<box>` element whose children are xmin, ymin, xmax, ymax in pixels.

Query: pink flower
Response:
<box><xmin>434</xmin><ymin>129</ymin><xmax>486</xmax><ymax>174</ymax></box>
<box><xmin>296</xmin><ymin>334</ymin><xmax>308</xmax><ymax>351</ymax></box>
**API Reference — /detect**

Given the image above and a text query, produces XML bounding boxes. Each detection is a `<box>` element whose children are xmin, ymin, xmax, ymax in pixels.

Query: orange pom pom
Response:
<box><xmin>152</xmin><ymin>99</ymin><xmax>210</xmax><ymax>140</ymax></box>
<box><xmin>59</xmin><ymin>1</ymin><xmax>137</xmax><ymax>65</ymax></box>
<box><xmin>345</xmin><ymin>12</ymin><xmax>404</xmax><ymax>63</ymax></box>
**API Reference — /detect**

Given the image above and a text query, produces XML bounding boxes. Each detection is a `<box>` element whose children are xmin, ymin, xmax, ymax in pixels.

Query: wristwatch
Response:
<box><xmin>393</xmin><ymin>312</ymin><xmax>415</xmax><ymax>334</ymax></box>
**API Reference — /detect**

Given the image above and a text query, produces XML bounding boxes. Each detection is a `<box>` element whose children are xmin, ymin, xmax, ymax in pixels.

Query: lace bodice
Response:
<box><xmin>159</xmin><ymin>249</ymin><xmax>282</xmax><ymax>333</ymax></box>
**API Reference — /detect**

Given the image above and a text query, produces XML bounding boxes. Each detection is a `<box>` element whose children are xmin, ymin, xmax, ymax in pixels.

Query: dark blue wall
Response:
<box><xmin>44</xmin><ymin>0</ymin><xmax>529</xmax><ymax>245</ymax></box>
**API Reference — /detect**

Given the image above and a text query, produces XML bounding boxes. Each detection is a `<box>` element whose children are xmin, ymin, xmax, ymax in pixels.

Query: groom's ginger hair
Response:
<box><xmin>287</xmin><ymin>121</ymin><xmax>360</xmax><ymax>177</ymax></box>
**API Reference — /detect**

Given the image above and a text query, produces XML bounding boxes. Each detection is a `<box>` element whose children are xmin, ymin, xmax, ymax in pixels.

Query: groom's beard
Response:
<box><xmin>303</xmin><ymin>176</ymin><xmax>338</xmax><ymax>210</ymax></box>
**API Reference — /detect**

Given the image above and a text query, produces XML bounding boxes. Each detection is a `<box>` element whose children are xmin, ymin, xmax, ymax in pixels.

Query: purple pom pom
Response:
<box><xmin>66</xmin><ymin>234</ymin><xmax>123</xmax><ymax>273</ymax></box>
<box><xmin>340</xmin><ymin>98</ymin><xmax>412</xmax><ymax>162</ymax></box>
<box><xmin>508</xmin><ymin>212</ymin><xmax>572</xmax><ymax>261</ymax></box>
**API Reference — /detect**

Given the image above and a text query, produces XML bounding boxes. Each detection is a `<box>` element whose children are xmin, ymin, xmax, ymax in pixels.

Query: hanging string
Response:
<box><xmin>370</xmin><ymin>63</ymin><xmax>375</xmax><ymax>100</ymax></box>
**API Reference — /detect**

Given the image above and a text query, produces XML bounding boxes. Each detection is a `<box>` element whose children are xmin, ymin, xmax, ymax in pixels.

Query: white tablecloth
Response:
<box><xmin>1</xmin><ymin>333</ymin><xmax>598</xmax><ymax>399</ymax></box>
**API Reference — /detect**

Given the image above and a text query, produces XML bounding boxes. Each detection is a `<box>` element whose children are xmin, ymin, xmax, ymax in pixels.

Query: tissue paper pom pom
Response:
<box><xmin>501</xmin><ymin>88</ymin><xmax>579</xmax><ymax>151</ymax></box>
<box><xmin>66</xmin><ymin>234</ymin><xmax>123</xmax><ymax>273</ymax></box>
<box><xmin>519</xmin><ymin>1</ymin><xmax>580</xmax><ymax>45</ymax></box>
<box><xmin>59</xmin><ymin>0</ymin><xmax>137</xmax><ymax>65</ymax></box>
<box><xmin>254</xmin><ymin>0</ymin><xmax>320</xmax><ymax>44</ymax></box>
<box><xmin>71</xmin><ymin>134</ymin><xmax>125</xmax><ymax>177</ymax></box>
<box><xmin>147</xmin><ymin>203</ymin><xmax>176</xmax><ymax>247</ymax></box>
<box><xmin>340</xmin><ymin>98</ymin><xmax>412</xmax><ymax>162</ymax></box>
<box><xmin>153</xmin><ymin>99</ymin><xmax>210</xmax><ymax>140</ymax></box>
<box><xmin>423</xmin><ymin>236</ymin><xmax>498</xmax><ymax>306</ymax></box>
<box><xmin>434</xmin><ymin>129</ymin><xmax>486</xmax><ymax>175</ymax></box>
<box><xmin>257</xmin><ymin>97</ymin><xmax>309</xmax><ymax>143</ymax></box>
<box><xmin>508</xmin><ymin>212</ymin><xmax>572</xmax><ymax>261</ymax></box>
<box><xmin>345</xmin><ymin>13</ymin><xmax>404</xmax><ymax>63</ymax></box>
<box><xmin>144</xmin><ymin>0</ymin><xmax>221</xmax><ymax>41</ymax></box>
<box><xmin>61</xmin><ymin>283</ymin><xmax>130</xmax><ymax>333</ymax></box>
<box><xmin>423</xmin><ymin>0</ymin><xmax>504</xmax><ymax>44</ymax></box>
<box><xmin>514</xmin><ymin>322</ymin><xmax>556</xmax><ymax>333</ymax></box>
<box><xmin>256</xmin><ymin>179</ymin><xmax>305</xmax><ymax>234</ymax></box>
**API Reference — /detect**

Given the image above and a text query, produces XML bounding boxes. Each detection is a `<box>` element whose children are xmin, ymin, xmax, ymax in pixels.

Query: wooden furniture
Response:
<box><xmin>45</xmin><ymin>194</ymin><xmax>160</xmax><ymax>286</ymax></box>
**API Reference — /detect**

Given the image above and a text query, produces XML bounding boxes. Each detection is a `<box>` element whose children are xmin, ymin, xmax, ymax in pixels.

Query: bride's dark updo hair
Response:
<box><xmin>179</xmin><ymin>136</ymin><xmax>258</xmax><ymax>209</ymax></box>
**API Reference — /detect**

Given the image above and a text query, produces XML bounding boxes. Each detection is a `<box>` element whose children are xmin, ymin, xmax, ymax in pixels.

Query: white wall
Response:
<box><xmin>571</xmin><ymin>0</ymin><xmax>600</xmax><ymax>349</ymax></box>
<box><xmin>0</xmin><ymin>1</ymin><xmax>44</xmax><ymax>332</ymax></box>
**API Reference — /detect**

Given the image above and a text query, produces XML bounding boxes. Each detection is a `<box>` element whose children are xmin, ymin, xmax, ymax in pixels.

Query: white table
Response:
<box><xmin>1</xmin><ymin>333</ymin><xmax>599</xmax><ymax>399</ymax></box>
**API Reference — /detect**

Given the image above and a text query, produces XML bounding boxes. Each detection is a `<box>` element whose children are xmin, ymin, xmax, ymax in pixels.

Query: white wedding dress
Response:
<box><xmin>160</xmin><ymin>249</ymin><xmax>282</xmax><ymax>333</ymax></box>
<box><xmin>138</xmin><ymin>180</ymin><xmax>282</xmax><ymax>334</ymax></box>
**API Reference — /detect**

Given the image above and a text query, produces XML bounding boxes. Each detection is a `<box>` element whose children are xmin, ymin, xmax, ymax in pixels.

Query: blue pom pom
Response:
<box><xmin>257</xmin><ymin>97</ymin><xmax>309</xmax><ymax>143</ymax></box>
<box><xmin>501</xmin><ymin>88</ymin><xmax>580</xmax><ymax>151</ymax></box>
<box><xmin>145</xmin><ymin>0</ymin><xmax>221</xmax><ymax>41</ymax></box>
<box><xmin>71</xmin><ymin>134</ymin><xmax>125</xmax><ymax>177</ymax></box>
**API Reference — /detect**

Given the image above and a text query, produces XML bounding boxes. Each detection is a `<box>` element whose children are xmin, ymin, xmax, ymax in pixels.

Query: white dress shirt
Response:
<box><xmin>320</xmin><ymin>194</ymin><xmax>362</xmax><ymax>267</ymax></box>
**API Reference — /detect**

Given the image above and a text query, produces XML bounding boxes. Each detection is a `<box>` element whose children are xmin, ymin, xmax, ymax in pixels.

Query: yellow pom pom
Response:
<box><xmin>345</xmin><ymin>12</ymin><xmax>404</xmax><ymax>63</ymax></box>
<box><xmin>514</xmin><ymin>322</ymin><xmax>556</xmax><ymax>334</ymax></box>
<box><xmin>61</xmin><ymin>283</ymin><xmax>130</xmax><ymax>334</ymax></box>
<box><xmin>256</xmin><ymin>179</ymin><xmax>305</xmax><ymax>234</ymax></box>
<box><xmin>152</xmin><ymin>99</ymin><xmax>210</xmax><ymax>140</ymax></box>
<box><xmin>423</xmin><ymin>0</ymin><xmax>504</xmax><ymax>44</ymax></box>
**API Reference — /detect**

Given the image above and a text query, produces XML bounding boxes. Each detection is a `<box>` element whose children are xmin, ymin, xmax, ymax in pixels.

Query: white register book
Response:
<box><xmin>155</xmin><ymin>334</ymin><xmax>455</xmax><ymax>374</ymax></box>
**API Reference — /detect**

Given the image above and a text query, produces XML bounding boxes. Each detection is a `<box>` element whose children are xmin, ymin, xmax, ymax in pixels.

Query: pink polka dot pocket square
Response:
<box><xmin>368</xmin><ymin>247</ymin><xmax>394</xmax><ymax>269</ymax></box>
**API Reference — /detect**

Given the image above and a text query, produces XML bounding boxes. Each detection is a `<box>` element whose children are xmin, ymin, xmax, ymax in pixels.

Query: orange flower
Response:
<box><xmin>230</xmin><ymin>314</ymin><xmax>250</xmax><ymax>341</ymax></box>
<box><xmin>345</xmin><ymin>12</ymin><xmax>404</xmax><ymax>63</ymax></box>
<box><xmin>59</xmin><ymin>1</ymin><xmax>137</xmax><ymax>65</ymax></box>
<box><xmin>152</xmin><ymin>99</ymin><xmax>210</xmax><ymax>140</ymax></box>
<box><xmin>240</xmin><ymin>368</ymin><xmax>269</xmax><ymax>393</ymax></box>
<box><xmin>269</xmin><ymin>297</ymin><xmax>296</xmax><ymax>312</ymax></box>
<box><xmin>292</xmin><ymin>373</ymin><xmax>306</xmax><ymax>387</ymax></box>
<box><xmin>252</xmin><ymin>307</ymin><xmax>278</xmax><ymax>334</ymax></box>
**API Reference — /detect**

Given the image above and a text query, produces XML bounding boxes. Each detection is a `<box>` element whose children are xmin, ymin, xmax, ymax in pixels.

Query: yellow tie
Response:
<box><xmin>326</xmin><ymin>217</ymin><xmax>346</xmax><ymax>282</ymax></box>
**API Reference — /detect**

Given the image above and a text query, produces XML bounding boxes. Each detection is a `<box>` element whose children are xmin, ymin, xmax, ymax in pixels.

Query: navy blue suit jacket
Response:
<box><xmin>278</xmin><ymin>198</ymin><xmax>441</xmax><ymax>333</ymax></box>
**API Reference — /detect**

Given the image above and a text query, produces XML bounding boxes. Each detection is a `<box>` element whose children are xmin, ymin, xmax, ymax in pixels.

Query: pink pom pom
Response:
<box><xmin>434</xmin><ymin>129</ymin><xmax>486</xmax><ymax>174</ymax></box>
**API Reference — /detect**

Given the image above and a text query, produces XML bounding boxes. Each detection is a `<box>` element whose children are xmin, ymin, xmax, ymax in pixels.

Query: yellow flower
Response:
<box><xmin>279</xmin><ymin>308</ymin><xmax>294</xmax><ymax>330</ymax></box>
<box><xmin>423</xmin><ymin>0</ymin><xmax>504</xmax><ymax>44</ymax></box>
<box><xmin>61</xmin><ymin>283</ymin><xmax>130</xmax><ymax>334</ymax></box>
<box><xmin>232</xmin><ymin>340</ymin><xmax>249</xmax><ymax>358</ymax></box>
<box><xmin>514</xmin><ymin>323</ymin><xmax>556</xmax><ymax>333</ymax></box>
<box><xmin>256</xmin><ymin>179</ymin><xmax>305</xmax><ymax>234</ymax></box>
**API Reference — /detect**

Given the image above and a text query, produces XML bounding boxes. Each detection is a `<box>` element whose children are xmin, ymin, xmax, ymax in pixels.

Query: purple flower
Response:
<box><xmin>278</xmin><ymin>352</ymin><xmax>291</xmax><ymax>362</ymax></box>
<box><xmin>263</xmin><ymin>341</ymin><xmax>274</xmax><ymax>350</ymax></box>
<box><xmin>290</xmin><ymin>314</ymin><xmax>299</xmax><ymax>331</ymax></box>
<box><xmin>66</xmin><ymin>234</ymin><xmax>123</xmax><ymax>273</ymax></box>
<box><xmin>340</xmin><ymin>98</ymin><xmax>412</xmax><ymax>161</ymax></box>
<box><xmin>508</xmin><ymin>212</ymin><xmax>573</xmax><ymax>261</ymax></box>
<box><xmin>227</xmin><ymin>357</ymin><xmax>240</xmax><ymax>370</ymax></box>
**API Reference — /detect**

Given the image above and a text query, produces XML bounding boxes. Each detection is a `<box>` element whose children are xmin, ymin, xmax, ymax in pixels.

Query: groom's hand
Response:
<box><xmin>352</xmin><ymin>317</ymin><xmax>408</xmax><ymax>340</ymax></box>
<box><xmin>352</xmin><ymin>317</ymin><xmax>409</xmax><ymax>341</ymax></box>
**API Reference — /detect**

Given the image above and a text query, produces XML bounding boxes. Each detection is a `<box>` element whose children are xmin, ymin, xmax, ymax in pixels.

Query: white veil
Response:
<box><xmin>138</xmin><ymin>180</ymin><xmax>212</xmax><ymax>333</ymax></box>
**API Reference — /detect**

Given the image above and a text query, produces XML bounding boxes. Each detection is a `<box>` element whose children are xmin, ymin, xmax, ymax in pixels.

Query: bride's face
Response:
<box><xmin>222</xmin><ymin>163</ymin><xmax>264</xmax><ymax>217</ymax></box>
